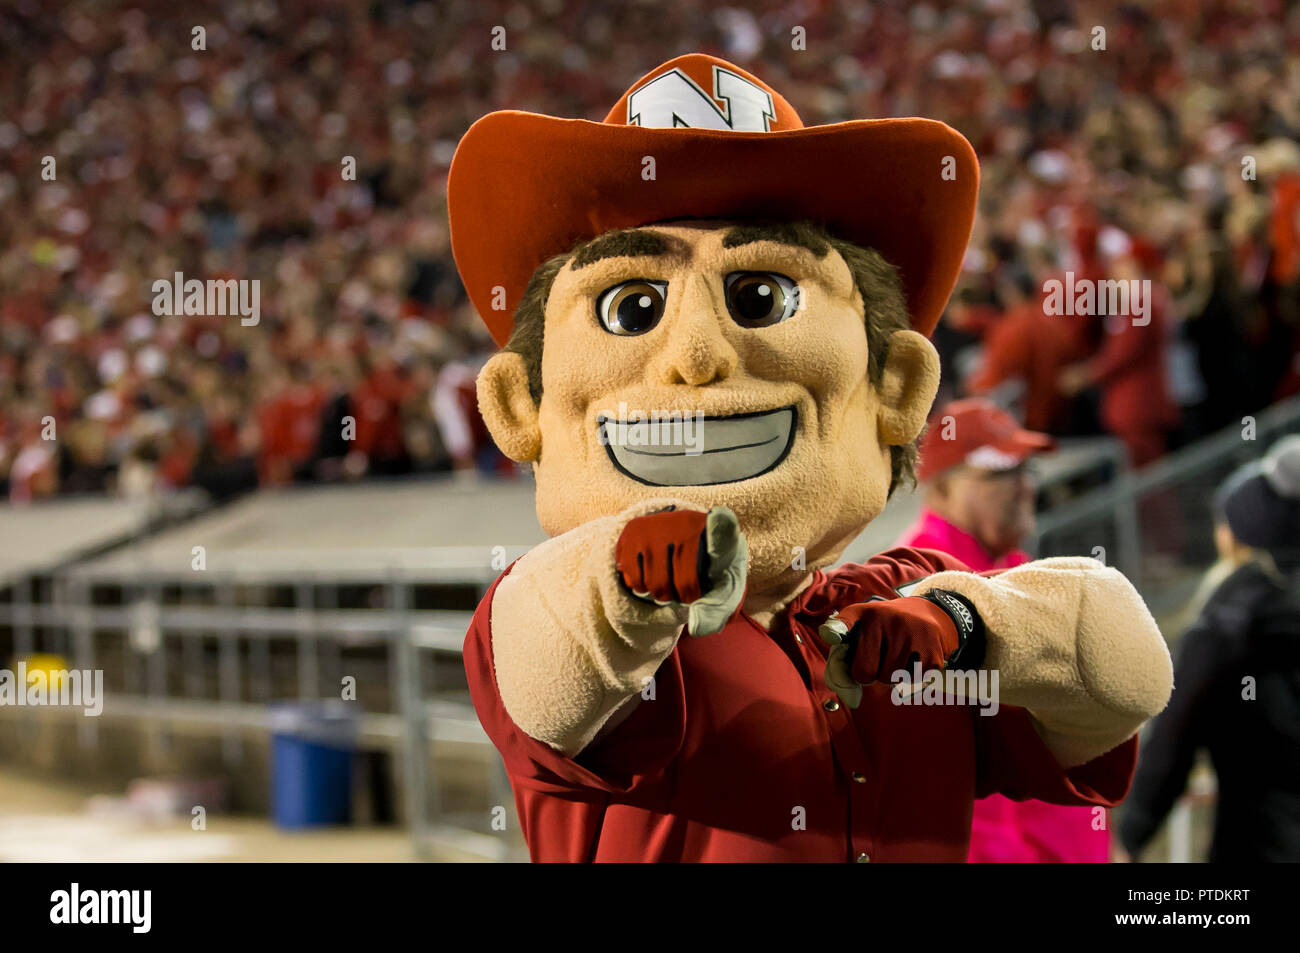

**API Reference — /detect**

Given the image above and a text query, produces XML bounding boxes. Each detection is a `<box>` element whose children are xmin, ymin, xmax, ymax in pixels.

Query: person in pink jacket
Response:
<box><xmin>899</xmin><ymin>399</ymin><xmax>1112</xmax><ymax>863</ymax></box>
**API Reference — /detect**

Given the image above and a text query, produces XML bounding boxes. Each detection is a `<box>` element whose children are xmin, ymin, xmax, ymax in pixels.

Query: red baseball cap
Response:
<box><xmin>448</xmin><ymin>52</ymin><xmax>979</xmax><ymax>346</ymax></box>
<box><xmin>918</xmin><ymin>399</ymin><xmax>1056</xmax><ymax>482</ymax></box>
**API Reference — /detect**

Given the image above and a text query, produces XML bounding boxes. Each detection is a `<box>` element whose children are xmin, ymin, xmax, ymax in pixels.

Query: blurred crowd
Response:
<box><xmin>2</xmin><ymin>0</ymin><xmax>1298</xmax><ymax>502</ymax></box>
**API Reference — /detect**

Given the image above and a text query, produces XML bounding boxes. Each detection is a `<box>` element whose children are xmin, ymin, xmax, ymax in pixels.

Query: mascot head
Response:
<box><xmin>449</xmin><ymin>54</ymin><xmax>978</xmax><ymax>599</ymax></box>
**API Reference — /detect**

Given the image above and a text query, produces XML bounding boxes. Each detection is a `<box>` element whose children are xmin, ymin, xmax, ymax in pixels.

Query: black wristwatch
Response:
<box><xmin>919</xmin><ymin>588</ymin><xmax>986</xmax><ymax>671</ymax></box>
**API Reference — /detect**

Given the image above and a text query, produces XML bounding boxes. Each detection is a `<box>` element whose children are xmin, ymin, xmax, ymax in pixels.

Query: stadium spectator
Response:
<box><xmin>348</xmin><ymin>350</ymin><xmax>413</xmax><ymax>478</ymax></box>
<box><xmin>967</xmin><ymin>269</ymin><xmax>1078</xmax><ymax>434</ymax></box>
<box><xmin>1118</xmin><ymin>436</ymin><xmax>1300</xmax><ymax>862</ymax></box>
<box><xmin>1056</xmin><ymin>252</ymin><xmax>1181</xmax><ymax>467</ymax></box>
<box><xmin>6</xmin><ymin>409</ymin><xmax>58</xmax><ymax>503</ymax></box>
<box><xmin>255</xmin><ymin>361</ymin><xmax>325</xmax><ymax>486</ymax></box>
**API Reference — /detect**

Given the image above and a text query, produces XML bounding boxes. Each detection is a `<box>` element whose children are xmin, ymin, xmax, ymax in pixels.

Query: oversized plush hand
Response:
<box><xmin>615</xmin><ymin>505</ymin><xmax>748</xmax><ymax>637</ymax></box>
<box><xmin>818</xmin><ymin>590</ymin><xmax>985</xmax><ymax>708</ymax></box>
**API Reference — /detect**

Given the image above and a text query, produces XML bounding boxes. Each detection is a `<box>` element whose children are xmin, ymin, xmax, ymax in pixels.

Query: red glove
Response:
<box><xmin>616</xmin><ymin>507</ymin><xmax>710</xmax><ymax>605</ymax></box>
<box><xmin>835</xmin><ymin>597</ymin><xmax>962</xmax><ymax>683</ymax></box>
<box><xmin>819</xmin><ymin>590</ymin><xmax>984</xmax><ymax>706</ymax></box>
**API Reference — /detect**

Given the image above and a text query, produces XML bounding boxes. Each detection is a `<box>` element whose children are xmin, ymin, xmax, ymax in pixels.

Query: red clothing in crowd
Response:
<box><xmin>257</xmin><ymin>384</ymin><xmax>326</xmax><ymax>484</ymax></box>
<box><xmin>465</xmin><ymin>547</ymin><xmax>1138</xmax><ymax>862</ymax></box>
<box><xmin>899</xmin><ymin>508</ymin><xmax>1110</xmax><ymax>863</ymax></box>
<box><xmin>1269</xmin><ymin>172</ymin><xmax>1300</xmax><ymax>285</ymax></box>
<box><xmin>1086</xmin><ymin>293</ymin><xmax>1179</xmax><ymax>467</ymax></box>
<box><xmin>205</xmin><ymin>415</ymin><xmax>243</xmax><ymax>463</ymax></box>
<box><xmin>969</xmin><ymin>301</ymin><xmax>1078</xmax><ymax>433</ymax></box>
<box><xmin>158</xmin><ymin>430</ymin><xmax>199</xmax><ymax>489</ymax></box>
<box><xmin>350</xmin><ymin>365</ymin><xmax>410</xmax><ymax>462</ymax></box>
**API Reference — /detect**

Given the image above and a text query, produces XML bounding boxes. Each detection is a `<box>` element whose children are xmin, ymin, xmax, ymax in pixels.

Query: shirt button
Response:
<box><xmin>852</xmin><ymin>772</ymin><xmax>866</xmax><ymax>784</ymax></box>
<box><xmin>856</xmin><ymin>852</ymin><xmax>871</xmax><ymax>863</ymax></box>
<box><xmin>823</xmin><ymin>698</ymin><xmax>840</xmax><ymax>712</ymax></box>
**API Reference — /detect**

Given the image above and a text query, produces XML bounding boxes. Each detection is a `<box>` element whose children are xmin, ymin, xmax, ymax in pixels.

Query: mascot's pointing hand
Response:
<box><xmin>616</xmin><ymin>505</ymin><xmax>748</xmax><ymax>638</ymax></box>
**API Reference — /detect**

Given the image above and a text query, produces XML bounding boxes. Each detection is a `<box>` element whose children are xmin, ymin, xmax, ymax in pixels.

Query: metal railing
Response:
<box><xmin>1033</xmin><ymin>394</ymin><xmax>1300</xmax><ymax>586</ymax></box>
<box><xmin>0</xmin><ymin>567</ymin><xmax>525</xmax><ymax>862</ymax></box>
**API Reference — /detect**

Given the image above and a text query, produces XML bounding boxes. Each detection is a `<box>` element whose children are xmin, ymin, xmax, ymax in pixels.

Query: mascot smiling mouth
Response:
<box><xmin>598</xmin><ymin>406</ymin><xmax>797</xmax><ymax>487</ymax></box>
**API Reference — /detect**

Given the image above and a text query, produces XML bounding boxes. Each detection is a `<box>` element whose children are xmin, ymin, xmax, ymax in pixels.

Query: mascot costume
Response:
<box><xmin>447</xmin><ymin>53</ymin><xmax>1173</xmax><ymax>862</ymax></box>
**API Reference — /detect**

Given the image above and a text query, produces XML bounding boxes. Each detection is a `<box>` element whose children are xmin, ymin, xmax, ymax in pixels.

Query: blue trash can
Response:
<box><xmin>269</xmin><ymin>701</ymin><xmax>358</xmax><ymax>829</ymax></box>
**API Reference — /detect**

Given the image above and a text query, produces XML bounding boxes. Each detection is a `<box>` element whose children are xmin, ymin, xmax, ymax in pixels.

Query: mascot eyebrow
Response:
<box><xmin>570</xmin><ymin>222</ymin><xmax>832</xmax><ymax>271</ymax></box>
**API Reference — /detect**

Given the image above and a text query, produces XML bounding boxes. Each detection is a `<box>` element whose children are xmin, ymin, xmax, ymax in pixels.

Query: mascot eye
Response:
<box><xmin>724</xmin><ymin>272</ymin><xmax>800</xmax><ymax>327</ymax></box>
<box><xmin>596</xmin><ymin>280</ymin><xmax>668</xmax><ymax>335</ymax></box>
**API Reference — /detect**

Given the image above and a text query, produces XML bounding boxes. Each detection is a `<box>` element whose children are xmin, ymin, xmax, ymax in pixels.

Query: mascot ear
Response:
<box><xmin>876</xmin><ymin>329</ymin><xmax>940</xmax><ymax>446</ymax></box>
<box><xmin>477</xmin><ymin>351</ymin><xmax>542</xmax><ymax>462</ymax></box>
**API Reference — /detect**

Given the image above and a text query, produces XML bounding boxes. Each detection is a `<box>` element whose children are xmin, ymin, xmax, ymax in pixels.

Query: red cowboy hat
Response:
<box><xmin>448</xmin><ymin>52</ymin><xmax>979</xmax><ymax>347</ymax></box>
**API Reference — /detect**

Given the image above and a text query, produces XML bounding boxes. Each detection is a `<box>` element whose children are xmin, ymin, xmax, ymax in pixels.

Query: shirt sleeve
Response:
<box><xmin>463</xmin><ymin>564</ymin><xmax>687</xmax><ymax>797</ymax></box>
<box><xmin>889</xmin><ymin>546</ymin><xmax>972</xmax><ymax>577</ymax></box>
<box><xmin>1087</xmin><ymin>311</ymin><xmax>1154</xmax><ymax>387</ymax></box>
<box><xmin>836</xmin><ymin>546</ymin><xmax>972</xmax><ymax>591</ymax></box>
<box><xmin>969</xmin><ymin>313</ymin><xmax>1027</xmax><ymax>393</ymax></box>
<box><xmin>975</xmin><ymin>703</ymin><xmax>1139</xmax><ymax>807</ymax></box>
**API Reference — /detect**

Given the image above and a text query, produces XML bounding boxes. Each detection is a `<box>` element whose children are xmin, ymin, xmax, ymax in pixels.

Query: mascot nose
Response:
<box><xmin>653</xmin><ymin>274</ymin><xmax>739</xmax><ymax>387</ymax></box>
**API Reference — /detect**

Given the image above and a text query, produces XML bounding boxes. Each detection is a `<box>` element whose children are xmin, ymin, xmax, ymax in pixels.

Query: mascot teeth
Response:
<box><xmin>598</xmin><ymin>406</ymin><xmax>796</xmax><ymax>486</ymax></box>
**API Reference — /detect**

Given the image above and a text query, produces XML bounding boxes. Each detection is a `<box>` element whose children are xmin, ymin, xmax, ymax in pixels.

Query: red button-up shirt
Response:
<box><xmin>464</xmin><ymin>546</ymin><xmax>1138</xmax><ymax>862</ymax></box>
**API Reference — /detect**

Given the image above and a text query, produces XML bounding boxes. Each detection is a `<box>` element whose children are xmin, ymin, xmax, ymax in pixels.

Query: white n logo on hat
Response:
<box><xmin>965</xmin><ymin>445</ymin><xmax>1022</xmax><ymax>471</ymax></box>
<box><xmin>627</xmin><ymin>66</ymin><xmax>775</xmax><ymax>132</ymax></box>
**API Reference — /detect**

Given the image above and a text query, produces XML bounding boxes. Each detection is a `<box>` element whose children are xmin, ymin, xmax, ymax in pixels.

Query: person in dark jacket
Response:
<box><xmin>1119</xmin><ymin>435</ymin><xmax>1300</xmax><ymax>862</ymax></box>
